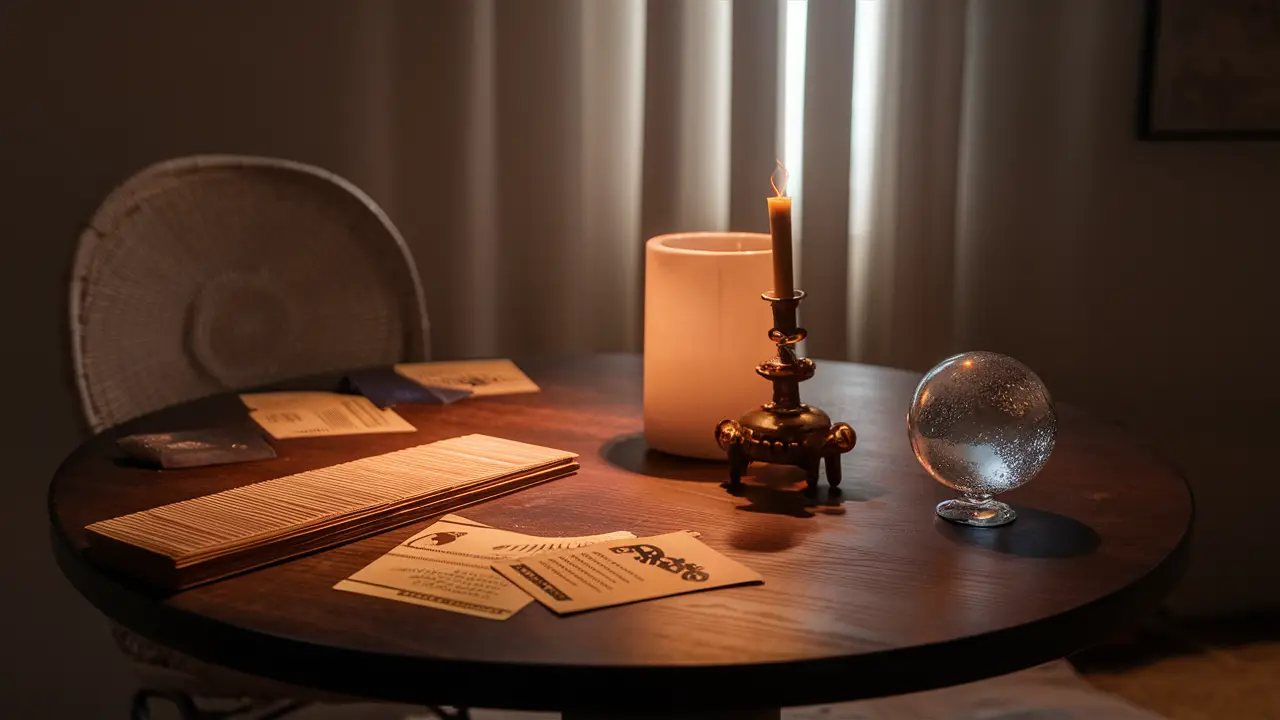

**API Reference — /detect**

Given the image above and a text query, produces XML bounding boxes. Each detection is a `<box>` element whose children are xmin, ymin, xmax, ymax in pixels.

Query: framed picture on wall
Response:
<box><xmin>1141</xmin><ymin>0</ymin><xmax>1280</xmax><ymax>139</ymax></box>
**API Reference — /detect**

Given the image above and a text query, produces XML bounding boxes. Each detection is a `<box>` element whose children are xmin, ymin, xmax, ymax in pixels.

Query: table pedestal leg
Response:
<box><xmin>564</xmin><ymin>709</ymin><xmax>780</xmax><ymax>719</ymax></box>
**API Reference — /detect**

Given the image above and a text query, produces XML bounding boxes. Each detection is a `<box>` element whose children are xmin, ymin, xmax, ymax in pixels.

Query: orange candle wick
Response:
<box><xmin>770</xmin><ymin>159</ymin><xmax>789</xmax><ymax>197</ymax></box>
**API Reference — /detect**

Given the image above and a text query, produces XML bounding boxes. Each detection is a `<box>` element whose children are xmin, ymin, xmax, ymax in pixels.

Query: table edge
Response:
<box><xmin>49</xmin><ymin>483</ymin><xmax>1193</xmax><ymax>711</ymax></box>
<box><xmin>47</xmin><ymin>355</ymin><xmax>1196</xmax><ymax>710</ymax></box>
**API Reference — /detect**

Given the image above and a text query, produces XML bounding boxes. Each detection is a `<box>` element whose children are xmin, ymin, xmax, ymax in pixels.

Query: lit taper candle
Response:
<box><xmin>767</xmin><ymin>161</ymin><xmax>795</xmax><ymax>298</ymax></box>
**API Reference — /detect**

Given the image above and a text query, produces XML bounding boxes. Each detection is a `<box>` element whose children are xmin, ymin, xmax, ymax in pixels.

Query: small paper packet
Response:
<box><xmin>116</xmin><ymin>426</ymin><xmax>276</xmax><ymax>469</ymax></box>
<box><xmin>342</xmin><ymin>367</ymin><xmax>473</xmax><ymax>408</ymax></box>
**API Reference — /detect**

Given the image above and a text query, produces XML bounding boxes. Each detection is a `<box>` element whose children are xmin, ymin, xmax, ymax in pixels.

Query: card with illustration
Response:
<box><xmin>394</xmin><ymin>359</ymin><xmax>540</xmax><ymax>397</ymax></box>
<box><xmin>492</xmin><ymin>531</ymin><xmax>763</xmax><ymax>615</ymax></box>
<box><xmin>336</xmin><ymin>515</ymin><xmax>633</xmax><ymax>620</ymax></box>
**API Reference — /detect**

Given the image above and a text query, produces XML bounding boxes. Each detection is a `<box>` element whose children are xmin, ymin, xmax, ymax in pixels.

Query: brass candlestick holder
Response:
<box><xmin>715</xmin><ymin>290</ymin><xmax>856</xmax><ymax>489</ymax></box>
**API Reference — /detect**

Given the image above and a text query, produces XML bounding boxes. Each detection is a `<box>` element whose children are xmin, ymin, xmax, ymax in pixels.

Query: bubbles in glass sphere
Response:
<box><xmin>907</xmin><ymin>351</ymin><xmax>1056</xmax><ymax>499</ymax></box>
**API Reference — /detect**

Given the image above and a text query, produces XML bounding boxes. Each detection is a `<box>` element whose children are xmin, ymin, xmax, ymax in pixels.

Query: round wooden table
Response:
<box><xmin>50</xmin><ymin>355</ymin><xmax>1192</xmax><ymax>717</ymax></box>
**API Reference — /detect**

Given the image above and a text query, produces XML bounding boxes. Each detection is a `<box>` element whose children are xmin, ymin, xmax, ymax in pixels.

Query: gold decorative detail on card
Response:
<box><xmin>492</xmin><ymin>531</ymin><xmax>763</xmax><ymax>615</ymax></box>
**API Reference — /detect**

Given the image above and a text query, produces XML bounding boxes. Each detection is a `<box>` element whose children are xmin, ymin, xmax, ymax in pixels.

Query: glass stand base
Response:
<box><xmin>936</xmin><ymin>496</ymin><xmax>1016</xmax><ymax>527</ymax></box>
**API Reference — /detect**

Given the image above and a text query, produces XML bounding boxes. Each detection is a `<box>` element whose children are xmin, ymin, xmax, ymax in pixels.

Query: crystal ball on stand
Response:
<box><xmin>907</xmin><ymin>351</ymin><xmax>1057</xmax><ymax>527</ymax></box>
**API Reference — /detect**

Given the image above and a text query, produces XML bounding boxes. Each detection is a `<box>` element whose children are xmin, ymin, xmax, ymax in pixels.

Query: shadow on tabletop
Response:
<box><xmin>601</xmin><ymin>432</ymin><xmax>863</xmax><ymax>520</ymax></box>
<box><xmin>599</xmin><ymin>433</ymin><xmax>726</xmax><ymax>483</ymax></box>
<box><xmin>934</xmin><ymin>506</ymin><xmax>1101</xmax><ymax>559</ymax></box>
<box><xmin>727</xmin><ymin>465</ymin><xmax>847</xmax><ymax>519</ymax></box>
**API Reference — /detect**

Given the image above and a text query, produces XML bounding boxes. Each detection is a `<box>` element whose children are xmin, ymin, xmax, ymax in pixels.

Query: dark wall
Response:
<box><xmin>959</xmin><ymin>0</ymin><xmax>1280</xmax><ymax>616</ymax></box>
<box><xmin>0</xmin><ymin>2</ymin><xmax>419</xmax><ymax>713</ymax></box>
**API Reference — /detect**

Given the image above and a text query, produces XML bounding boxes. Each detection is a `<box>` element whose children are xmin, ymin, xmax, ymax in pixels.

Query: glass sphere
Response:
<box><xmin>907</xmin><ymin>351</ymin><xmax>1057</xmax><ymax>526</ymax></box>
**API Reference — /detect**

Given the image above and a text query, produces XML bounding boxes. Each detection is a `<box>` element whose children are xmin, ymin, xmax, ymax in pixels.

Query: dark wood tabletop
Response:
<box><xmin>49</xmin><ymin>354</ymin><xmax>1192</xmax><ymax>714</ymax></box>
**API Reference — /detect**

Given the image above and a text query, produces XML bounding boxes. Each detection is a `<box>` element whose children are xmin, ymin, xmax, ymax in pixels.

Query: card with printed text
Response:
<box><xmin>335</xmin><ymin>515</ymin><xmax>634</xmax><ymax>620</ymax></box>
<box><xmin>240</xmin><ymin>391</ymin><xmax>416</xmax><ymax>439</ymax></box>
<box><xmin>394</xmin><ymin>359</ymin><xmax>540</xmax><ymax>397</ymax></box>
<box><xmin>491</xmin><ymin>531</ymin><xmax>763</xmax><ymax>615</ymax></box>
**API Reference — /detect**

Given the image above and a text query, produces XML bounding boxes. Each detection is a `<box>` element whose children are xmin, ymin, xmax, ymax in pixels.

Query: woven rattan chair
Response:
<box><xmin>69</xmin><ymin>155</ymin><xmax>433</xmax><ymax>719</ymax></box>
<box><xmin>71</xmin><ymin>155</ymin><xmax>429</xmax><ymax>433</ymax></box>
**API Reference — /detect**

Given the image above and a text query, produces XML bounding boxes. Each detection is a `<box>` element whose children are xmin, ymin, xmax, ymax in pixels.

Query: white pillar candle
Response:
<box><xmin>644</xmin><ymin>232</ymin><xmax>775</xmax><ymax>459</ymax></box>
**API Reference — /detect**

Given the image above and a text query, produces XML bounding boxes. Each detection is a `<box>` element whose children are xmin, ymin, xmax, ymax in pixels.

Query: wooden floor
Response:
<box><xmin>1074</xmin><ymin>612</ymin><xmax>1280</xmax><ymax>720</ymax></box>
<box><xmin>1084</xmin><ymin>643</ymin><xmax>1280</xmax><ymax>720</ymax></box>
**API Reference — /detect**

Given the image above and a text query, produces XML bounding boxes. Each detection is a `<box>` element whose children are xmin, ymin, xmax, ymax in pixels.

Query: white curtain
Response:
<box><xmin>850</xmin><ymin>1</ymin><xmax>968</xmax><ymax>370</ymax></box>
<box><xmin>390</xmin><ymin>0</ymin><xmax>965</xmax><ymax>372</ymax></box>
<box><xmin>377</xmin><ymin>0</ymin><xmax>1280</xmax><ymax>615</ymax></box>
<box><xmin>371</xmin><ymin>0</ymin><xmax>863</xmax><ymax>362</ymax></box>
<box><xmin>844</xmin><ymin>0</ymin><xmax>1280</xmax><ymax>617</ymax></box>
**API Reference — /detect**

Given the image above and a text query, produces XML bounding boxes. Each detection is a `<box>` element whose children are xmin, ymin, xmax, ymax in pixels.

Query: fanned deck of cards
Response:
<box><xmin>85</xmin><ymin>435</ymin><xmax>578</xmax><ymax>590</ymax></box>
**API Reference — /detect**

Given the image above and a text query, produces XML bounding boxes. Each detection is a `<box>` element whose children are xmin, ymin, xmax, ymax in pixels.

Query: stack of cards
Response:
<box><xmin>85</xmin><ymin>435</ymin><xmax>578</xmax><ymax>589</ymax></box>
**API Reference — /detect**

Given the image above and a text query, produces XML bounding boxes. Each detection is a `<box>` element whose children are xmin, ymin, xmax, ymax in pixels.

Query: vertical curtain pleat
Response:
<box><xmin>387</xmin><ymin>2</ymin><xmax>475</xmax><ymax>360</ymax></box>
<box><xmin>639</xmin><ymin>0</ymin><xmax>684</xmax><ymax>244</ymax></box>
<box><xmin>348</xmin><ymin>2</ymin><xmax>398</xmax><ymax>223</ymax></box>
<box><xmin>678</xmin><ymin>0</ymin><xmax>734</xmax><ymax>231</ymax></box>
<box><xmin>463</xmin><ymin>0</ymin><xmax>499</xmax><ymax>357</ymax></box>
<box><xmin>728</xmin><ymin>0</ymin><xmax>784</xmax><ymax>234</ymax></box>
<box><xmin>492</xmin><ymin>1</ymin><xmax>585</xmax><ymax>353</ymax></box>
<box><xmin>954</xmin><ymin>1</ymin><xmax>1099</xmax><ymax>358</ymax></box>
<box><xmin>850</xmin><ymin>0</ymin><xmax>968</xmax><ymax>370</ymax></box>
<box><xmin>798</xmin><ymin>0</ymin><xmax>856</xmax><ymax>358</ymax></box>
<box><xmin>641</xmin><ymin>0</ymin><xmax>733</xmax><ymax>240</ymax></box>
<box><xmin>389</xmin><ymin>0</ymin><xmax>852</xmax><ymax>361</ymax></box>
<box><xmin>580</xmin><ymin>0</ymin><xmax>647</xmax><ymax>350</ymax></box>
<box><xmin>416</xmin><ymin>0</ymin><xmax>647</xmax><ymax>357</ymax></box>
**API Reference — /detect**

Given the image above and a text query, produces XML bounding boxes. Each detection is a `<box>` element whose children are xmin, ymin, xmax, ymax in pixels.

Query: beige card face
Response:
<box><xmin>394</xmin><ymin>359</ymin><xmax>540</xmax><ymax>397</ymax></box>
<box><xmin>240</xmin><ymin>392</ymin><xmax>416</xmax><ymax>439</ymax></box>
<box><xmin>335</xmin><ymin>515</ymin><xmax>633</xmax><ymax>620</ymax></box>
<box><xmin>492</xmin><ymin>531</ymin><xmax>764</xmax><ymax>615</ymax></box>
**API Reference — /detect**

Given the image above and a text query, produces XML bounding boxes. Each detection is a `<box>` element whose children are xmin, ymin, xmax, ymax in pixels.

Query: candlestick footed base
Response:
<box><xmin>715</xmin><ymin>290</ymin><xmax>856</xmax><ymax>490</ymax></box>
<box><xmin>716</xmin><ymin>406</ymin><xmax>855</xmax><ymax>490</ymax></box>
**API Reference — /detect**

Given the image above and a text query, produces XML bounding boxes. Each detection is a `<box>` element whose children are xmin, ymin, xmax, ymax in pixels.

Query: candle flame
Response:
<box><xmin>770</xmin><ymin>159</ymin><xmax>789</xmax><ymax>197</ymax></box>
